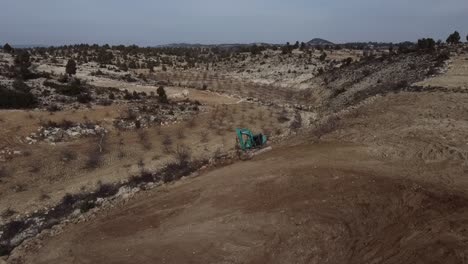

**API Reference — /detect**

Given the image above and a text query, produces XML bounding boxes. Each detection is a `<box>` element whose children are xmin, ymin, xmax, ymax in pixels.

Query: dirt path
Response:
<box><xmin>11</xmin><ymin>142</ymin><xmax>468</xmax><ymax>264</ymax></box>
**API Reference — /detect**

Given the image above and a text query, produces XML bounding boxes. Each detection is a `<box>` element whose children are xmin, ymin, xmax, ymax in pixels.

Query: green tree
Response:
<box><xmin>417</xmin><ymin>38</ymin><xmax>436</xmax><ymax>50</ymax></box>
<box><xmin>147</xmin><ymin>61</ymin><xmax>155</xmax><ymax>72</ymax></box>
<box><xmin>3</xmin><ymin>43</ymin><xmax>13</xmax><ymax>53</ymax></box>
<box><xmin>293</xmin><ymin>41</ymin><xmax>299</xmax><ymax>49</ymax></box>
<box><xmin>282</xmin><ymin>42</ymin><xmax>292</xmax><ymax>55</ymax></box>
<box><xmin>14</xmin><ymin>51</ymin><xmax>32</xmax><ymax>79</ymax></box>
<box><xmin>157</xmin><ymin>86</ymin><xmax>168</xmax><ymax>103</ymax></box>
<box><xmin>446</xmin><ymin>31</ymin><xmax>461</xmax><ymax>44</ymax></box>
<box><xmin>65</xmin><ymin>59</ymin><xmax>77</xmax><ymax>76</ymax></box>
<box><xmin>299</xmin><ymin>42</ymin><xmax>306</xmax><ymax>50</ymax></box>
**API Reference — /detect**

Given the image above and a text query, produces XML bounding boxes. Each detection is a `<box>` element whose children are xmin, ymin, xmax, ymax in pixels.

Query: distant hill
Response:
<box><xmin>307</xmin><ymin>38</ymin><xmax>334</xmax><ymax>46</ymax></box>
<box><xmin>159</xmin><ymin>42</ymin><xmax>274</xmax><ymax>49</ymax></box>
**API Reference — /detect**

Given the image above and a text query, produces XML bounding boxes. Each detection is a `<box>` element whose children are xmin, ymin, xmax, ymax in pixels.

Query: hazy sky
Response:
<box><xmin>1</xmin><ymin>0</ymin><xmax>467</xmax><ymax>46</ymax></box>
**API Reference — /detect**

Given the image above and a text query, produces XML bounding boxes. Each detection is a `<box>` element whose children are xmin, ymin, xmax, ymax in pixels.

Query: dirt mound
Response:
<box><xmin>10</xmin><ymin>144</ymin><xmax>468</xmax><ymax>264</ymax></box>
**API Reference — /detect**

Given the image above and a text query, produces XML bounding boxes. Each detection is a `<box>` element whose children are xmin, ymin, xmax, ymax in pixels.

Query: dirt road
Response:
<box><xmin>12</xmin><ymin>142</ymin><xmax>468</xmax><ymax>264</ymax></box>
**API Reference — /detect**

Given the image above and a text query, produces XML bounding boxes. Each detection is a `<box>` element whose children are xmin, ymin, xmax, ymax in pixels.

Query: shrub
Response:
<box><xmin>58</xmin><ymin>74</ymin><xmax>69</xmax><ymax>83</ymax></box>
<box><xmin>84</xmin><ymin>136</ymin><xmax>107</xmax><ymax>170</ymax></box>
<box><xmin>277</xmin><ymin>109</ymin><xmax>290</xmax><ymax>123</ymax></box>
<box><xmin>46</xmin><ymin>104</ymin><xmax>61</xmax><ymax>112</ymax></box>
<box><xmin>343</xmin><ymin>57</ymin><xmax>353</xmax><ymax>65</ymax></box>
<box><xmin>138</xmin><ymin>131</ymin><xmax>153</xmax><ymax>150</ymax></box>
<box><xmin>95</xmin><ymin>182</ymin><xmax>118</xmax><ymax>198</ymax></box>
<box><xmin>1</xmin><ymin>208</ymin><xmax>16</xmax><ymax>218</ymax></box>
<box><xmin>0</xmin><ymin>84</ymin><xmax>37</xmax><ymax>109</ymax></box>
<box><xmin>200</xmin><ymin>131</ymin><xmax>208</xmax><ymax>143</ymax></box>
<box><xmin>157</xmin><ymin>86</ymin><xmax>168</xmax><ymax>103</ymax></box>
<box><xmin>79</xmin><ymin>200</ymin><xmax>95</xmax><ymax>213</ymax></box>
<box><xmin>174</xmin><ymin>144</ymin><xmax>191</xmax><ymax>166</ymax></box>
<box><xmin>77</xmin><ymin>93</ymin><xmax>93</xmax><ymax>104</ymax></box>
<box><xmin>12</xmin><ymin>79</ymin><xmax>31</xmax><ymax>92</ymax></box>
<box><xmin>417</xmin><ymin>38</ymin><xmax>436</xmax><ymax>51</ymax></box>
<box><xmin>65</xmin><ymin>59</ymin><xmax>77</xmax><ymax>76</ymax></box>
<box><xmin>14</xmin><ymin>50</ymin><xmax>33</xmax><ymax>79</ymax></box>
<box><xmin>91</xmin><ymin>69</ymin><xmax>105</xmax><ymax>76</ymax></box>
<box><xmin>319</xmin><ymin>53</ymin><xmax>327</xmax><ymax>61</ymax></box>
<box><xmin>128</xmin><ymin>171</ymin><xmax>155</xmax><ymax>187</ymax></box>
<box><xmin>289</xmin><ymin>111</ymin><xmax>302</xmax><ymax>130</ymax></box>
<box><xmin>43</xmin><ymin>79</ymin><xmax>87</xmax><ymax>96</ymax></box>
<box><xmin>28</xmin><ymin>162</ymin><xmax>41</xmax><ymax>173</ymax></box>
<box><xmin>3</xmin><ymin>43</ymin><xmax>13</xmax><ymax>53</ymax></box>
<box><xmin>0</xmin><ymin>166</ymin><xmax>8</xmax><ymax>180</ymax></box>
<box><xmin>435</xmin><ymin>50</ymin><xmax>450</xmax><ymax>67</ymax></box>
<box><xmin>1</xmin><ymin>220</ymin><xmax>27</xmax><ymax>241</ymax></box>
<box><xmin>176</xmin><ymin>127</ymin><xmax>185</xmax><ymax>139</ymax></box>
<box><xmin>61</xmin><ymin>149</ymin><xmax>78</xmax><ymax>162</ymax></box>
<box><xmin>61</xmin><ymin>193</ymin><xmax>77</xmax><ymax>207</ymax></box>
<box><xmin>85</xmin><ymin>150</ymin><xmax>102</xmax><ymax>169</ymax></box>
<box><xmin>41</xmin><ymin>119</ymin><xmax>75</xmax><ymax>129</ymax></box>
<box><xmin>162</xmin><ymin>135</ymin><xmax>173</xmax><ymax>153</ymax></box>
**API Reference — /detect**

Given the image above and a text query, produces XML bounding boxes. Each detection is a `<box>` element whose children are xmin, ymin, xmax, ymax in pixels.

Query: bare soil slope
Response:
<box><xmin>13</xmin><ymin>141</ymin><xmax>468</xmax><ymax>264</ymax></box>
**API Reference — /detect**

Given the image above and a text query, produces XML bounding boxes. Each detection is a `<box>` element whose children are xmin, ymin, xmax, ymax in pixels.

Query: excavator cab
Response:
<box><xmin>236</xmin><ymin>128</ymin><xmax>268</xmax><ymax>151</ymax></box>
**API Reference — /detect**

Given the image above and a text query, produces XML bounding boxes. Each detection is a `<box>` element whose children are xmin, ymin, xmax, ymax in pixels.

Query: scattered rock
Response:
<box><xmin>26</xmin><ymin>124</ymin><xmax>108</xmax><ymax>144</ymax></box>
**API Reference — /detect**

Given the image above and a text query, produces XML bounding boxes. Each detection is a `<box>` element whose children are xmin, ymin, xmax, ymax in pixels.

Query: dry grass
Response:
<box><xmin>200</xmin><ymin>131</ymin><xmax>208</xmax><ymax>143</ymax></box>
<box><xmin>162</xmin><ymin>135</ymin><xmax>173</xmax><ymax>153</ymax></box>
<box><xmin>174</xmin><ymin>144</ymin><xmax>191</xmax><ymax>166</ymax></box>
<box><xmin>176</xmin><ymin>127</ymin><xmax>185</xmax><ymax>139</ymax></box>
<box><xmin>138</xmin><ymin>131</ymin><xmax>153</xmax><ymax>151</ymax></box>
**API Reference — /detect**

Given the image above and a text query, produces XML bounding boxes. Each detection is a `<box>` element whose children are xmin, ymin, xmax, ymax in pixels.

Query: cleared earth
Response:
<box><xmin>13</xmin><ymin>142</ymin><xmax>468</xmax><ymax>264</ymax></box>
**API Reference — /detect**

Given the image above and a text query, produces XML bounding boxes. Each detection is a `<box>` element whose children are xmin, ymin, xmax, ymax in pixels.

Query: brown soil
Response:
<box><xmin>12</xmin><ymin>142</ymin><xmax>468</xmax><ymax>264</ymax></box>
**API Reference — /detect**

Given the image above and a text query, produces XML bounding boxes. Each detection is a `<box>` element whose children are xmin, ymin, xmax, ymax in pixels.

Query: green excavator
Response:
<box><xmin>235</xmin><ymin>128</ymin><xmax>270</xmax><ymax>159</ymax></box>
